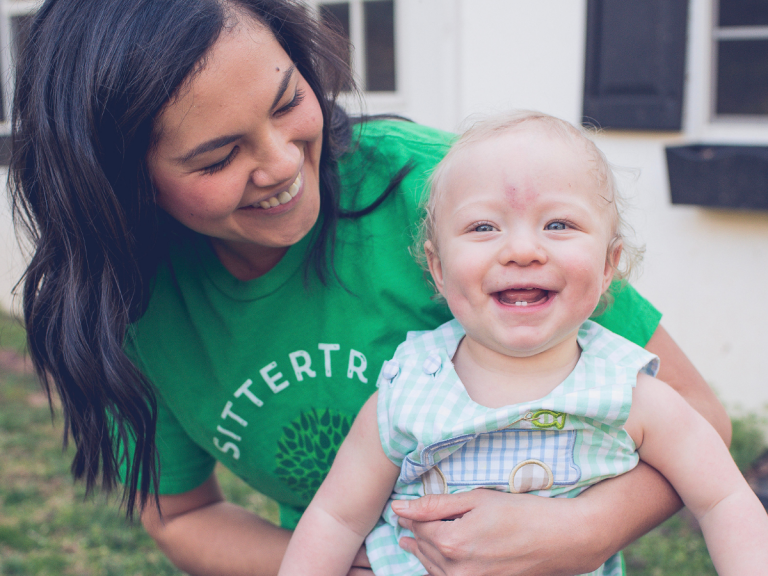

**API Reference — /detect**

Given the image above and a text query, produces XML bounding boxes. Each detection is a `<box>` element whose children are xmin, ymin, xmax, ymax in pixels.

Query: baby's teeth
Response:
<box><xmin>268</xmin><ymin>197</ymin><xmax>280</xmax><ymax>207</ymax></box>
<box><xmin>259</xmin><ymin>201</ymin><xmax>271</xmax><ymax>209</ymax></box>
<box><xmin>515</xmin><ymin>301</ymin><xmax>528</xmax><ymax>307</ymax></box>
<box><xmin>278</xmin><ymin>191</ymin><xmax>292</xmax><ymax>204</ymax></box>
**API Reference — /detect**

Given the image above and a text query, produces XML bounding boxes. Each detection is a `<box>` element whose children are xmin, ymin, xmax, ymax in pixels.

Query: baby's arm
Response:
<box><xmin>278</xmin><ymin>392</ymin><xmax>401</xmax><ymax>576</ymax></box>
<box><xmin>625</xmin><ymin>374</ymin><xmax>768</xmax><ymax>575</ymax></box>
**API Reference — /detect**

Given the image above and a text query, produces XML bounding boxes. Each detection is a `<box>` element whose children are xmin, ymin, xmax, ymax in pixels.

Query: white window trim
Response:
<box><xmin>0</xmin><ymin>0</ymin><xmax>42</xmax><ymax>135</ymax></box>
<box><xmin>309</xmin><ymin>0</ymin><xmax>406</xmax><ymax>115</ymax></box>
<box><xmin>684</xmin><ymin>0</ymin><xmax>768</xmax><ymax>143</ymax></box>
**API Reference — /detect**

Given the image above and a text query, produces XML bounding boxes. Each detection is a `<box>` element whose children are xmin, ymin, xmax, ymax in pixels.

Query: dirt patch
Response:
<box><xmin>0</xmin><ymin>349</ymin><xmax>33</xmax><ymax>375</ymax></box>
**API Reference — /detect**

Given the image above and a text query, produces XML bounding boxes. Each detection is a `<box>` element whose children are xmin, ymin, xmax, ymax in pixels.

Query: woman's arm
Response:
<box><xmin>142</xmin><ymin>394</ymin><xmax>395</xmax><ymax>576</ymax></box>
<box><xmin>279</xmin><ymin>392</ymin><xmax>400</xmax><ymax>575</ymax></box>
<box><xmin>141</xmin><ymin>474</ymin><xmax>292</xmax><ymax>576</ymax></box>
<box><xmin>394</xmin><ymin>323</ymin><xmax>731</xmax><ymax>575</ymax></box>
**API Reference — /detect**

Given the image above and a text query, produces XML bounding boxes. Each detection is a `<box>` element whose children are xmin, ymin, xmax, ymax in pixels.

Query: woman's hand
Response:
<box><xmin>392</xmin><ymin>489</ymin><xmax>601</xmax><ymax>576</ymax></box>
<box><xmin>393</xmin><ymin>461</ymin><xmax>682</xmax><ymax>576</ymax></box>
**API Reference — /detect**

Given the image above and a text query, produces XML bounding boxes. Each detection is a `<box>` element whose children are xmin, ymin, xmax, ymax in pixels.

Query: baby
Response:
<box><xmin>279</xmin><ymin>111</ymin><xmax>768</xmax><ymax>576</ymax></box>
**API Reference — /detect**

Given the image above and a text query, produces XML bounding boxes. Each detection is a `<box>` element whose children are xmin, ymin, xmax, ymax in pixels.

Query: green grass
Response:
<box><xmin>0</xmin><ymin>310</ymin><xmax>27</xmax><ymax>355</ymax></box>
<box><xmin>0</xmin><ymin>311</ymin><xmax>764</xmax><ymax>575</ymax></box>
<box><xmin>624</xmin><ymin>513</ymin><xmax>717</xmax><ymax>576</ymax></box>
<box><xmin>0</xmin><ymin>346</ymin><xmax>278</xmax><ymax>575</ymax></box>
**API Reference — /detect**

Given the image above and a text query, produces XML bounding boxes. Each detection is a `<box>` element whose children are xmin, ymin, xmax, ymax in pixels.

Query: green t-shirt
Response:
<box><xmin>125</xmin><ymin>120</ymin><xmax>661</xmax><ymax>529</ymax></box>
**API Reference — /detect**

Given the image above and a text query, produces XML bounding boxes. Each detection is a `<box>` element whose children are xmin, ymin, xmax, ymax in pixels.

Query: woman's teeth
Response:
<box><xmin>258</xmin><ymin>174</ymin><xmax>302</xmax><ymax>209</ymax></box>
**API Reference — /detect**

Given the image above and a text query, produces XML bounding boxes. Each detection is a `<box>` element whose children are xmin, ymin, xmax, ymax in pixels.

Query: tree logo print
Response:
<box><xmin>274</xmin><ymin>408</ymin><xmax>353</xmax><ymax>503</ymax></box>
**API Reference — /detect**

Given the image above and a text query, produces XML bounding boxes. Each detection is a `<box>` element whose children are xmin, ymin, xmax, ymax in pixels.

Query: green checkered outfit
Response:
<box><xmin>365</xmin><ymin>319</ymin><xmax>659</xmax><ymax>576</ymax></box>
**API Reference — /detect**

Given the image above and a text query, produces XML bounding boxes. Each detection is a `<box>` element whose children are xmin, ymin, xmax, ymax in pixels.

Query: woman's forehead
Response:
<box><xmin>151</xmin><ymin>18</ymin><xmax>289</xmax><ymax>149</ymax></box>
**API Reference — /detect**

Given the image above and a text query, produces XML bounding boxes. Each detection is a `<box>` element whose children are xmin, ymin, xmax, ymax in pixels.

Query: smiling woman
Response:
<box><xmin>149</xmin><ymin>18</ymin><xmax>324</xmax><ymax>279</ymax></box>
<box><xmin>9</xmin><ymin>1</ymin><xmax>732</xmax><ymax>576</ymax></box>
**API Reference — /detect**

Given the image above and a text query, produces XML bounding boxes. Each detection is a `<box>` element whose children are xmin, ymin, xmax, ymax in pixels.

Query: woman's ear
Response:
<box><xmin>424</xmin><ymin>240</ymin><xmax>445</xmax><ymax>295</ymax></box>
<box><xmin>602</xmin><ymin>240</ymin><xmax>623</xmax><ymax>293</ymax></box>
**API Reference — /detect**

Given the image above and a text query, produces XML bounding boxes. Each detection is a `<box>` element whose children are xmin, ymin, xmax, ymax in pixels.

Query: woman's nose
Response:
<box><xmin>249</xmin><ymin>132</ymin><xmax>301</xmax><ymax>188</ymax></box>
<box><xmin>498</xmin><ymin>229</ymin><xmax>547</xmax><ymax>267</ymax></box>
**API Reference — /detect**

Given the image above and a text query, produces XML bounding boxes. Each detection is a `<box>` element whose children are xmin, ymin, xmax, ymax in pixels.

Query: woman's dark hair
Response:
<box><xmin>10</xmin><ymin>0</ymin><xmax>355</xmax><ymax>517</ymax></box>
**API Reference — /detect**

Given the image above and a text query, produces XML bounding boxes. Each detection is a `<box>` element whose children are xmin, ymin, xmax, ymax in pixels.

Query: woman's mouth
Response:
<box><xmin>496</xmin><ymin>288</ymin><xmax>550</xmax><ymax>307</ymax></box>
<box><xmin>251</xmin><ymin>172</ymin><xmax>302</xmax><ymax>209</ymax></box>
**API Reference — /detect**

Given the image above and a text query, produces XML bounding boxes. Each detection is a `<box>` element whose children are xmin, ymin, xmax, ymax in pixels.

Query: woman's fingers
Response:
<box><xmin>391</xmin><ymin>492</ymin><xmax>475</xmax><ymax>522</ymax></box>
<box><xmin>392</xmin><ymin>489</ymin><xmax>597</xmax><ymax>576</ymax></box>
<box><xmin>398</xmin><ymin>534</ymin><xmax>448</xmax><ymax>575</ymax></box>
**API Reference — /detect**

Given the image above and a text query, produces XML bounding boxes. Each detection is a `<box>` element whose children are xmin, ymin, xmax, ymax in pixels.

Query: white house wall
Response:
<box><xmin>394</xmin><ymin>0</ymin><xmax>768</xmax><ymax>410</ymax></box>
<box><xmin>1</xmin><ymin>0</ymin><xmax>767</xmax><ymax>410</ymax></box>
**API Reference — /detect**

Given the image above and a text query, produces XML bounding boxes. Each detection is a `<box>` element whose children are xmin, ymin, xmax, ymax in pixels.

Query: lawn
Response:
<box><xmin>0</xmin><ymin>311</ymin><xmax>764</xmax><ymax>575</ymax></box>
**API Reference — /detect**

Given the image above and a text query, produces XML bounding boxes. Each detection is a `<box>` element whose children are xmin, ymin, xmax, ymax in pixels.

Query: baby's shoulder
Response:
<box><xmin>578</xmin><ymin>320</ymin><xmax>660</xmax><ymax>380</ymax></box>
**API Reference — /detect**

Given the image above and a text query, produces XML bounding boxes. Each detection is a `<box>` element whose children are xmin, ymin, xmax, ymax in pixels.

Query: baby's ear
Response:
<box><xmin>424</xmin><ymin>240</ymin><xmax>445</xmax><ymax>295</ymax></box>
<box><xmin>603</xmin><ymin>239</ymin><xmax>623</xmax><ymax>292</ymax></box>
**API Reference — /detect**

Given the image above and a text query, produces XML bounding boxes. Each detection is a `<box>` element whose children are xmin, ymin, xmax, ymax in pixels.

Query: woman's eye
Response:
<box><xmin>473</xmin><ymin>223</ymin><xmax>495</xmax><ymax>233</ymax></box>
<box><xmin>545</xmin><ymin>221</ymin><xmax>568</xmax><ymax>231</ymax></box>
<box><xmin>201</xmin><ymin>147</ymin><xmax>238</xmax><ymax>175</ymax></box>
<box><xmin>275</xmin><ymin>88</ymin><xmax>305</xmax><ymax>116</ymax></box>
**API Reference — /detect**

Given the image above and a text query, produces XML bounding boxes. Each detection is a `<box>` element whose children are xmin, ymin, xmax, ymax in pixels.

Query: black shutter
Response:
<box><xmin>582</xmin><ymin>0</ymin><xmax>689</xmax><ymax>131</ymax></box>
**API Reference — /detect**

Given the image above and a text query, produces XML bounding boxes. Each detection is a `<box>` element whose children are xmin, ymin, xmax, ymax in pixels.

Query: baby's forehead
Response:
<box><xmin>446</xmin><ymin>126</ymin><xmax>606</xmax><ymax>189</ymax></box>
<box><xmin>437</xmin><ymin>129</ymin><xmax>614</xmax><ymax>214</ymax></box>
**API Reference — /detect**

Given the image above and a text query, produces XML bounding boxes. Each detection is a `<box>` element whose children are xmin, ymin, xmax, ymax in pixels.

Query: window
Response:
<box><xmin>713</xmin><ymin>0</ymin><xmax>768</xmax><ymax>117</ymax></box>
<box><xmin>582</xmin><ymin>0</ymin><xmax>689</xmax><ymax>131</ymax></box>
<box><xmin>0</xmin><ymin>0</ymin><xmax>38</xmax><ymax>162</ymax></box>
<box><xmin>315</xmin><ymin>0</ymin><xmax>396</xmax><ymax>92</ymax></box>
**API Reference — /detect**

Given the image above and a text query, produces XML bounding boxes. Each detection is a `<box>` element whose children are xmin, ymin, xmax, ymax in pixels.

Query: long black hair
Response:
<box><xmin>10</xmin><ymin>0</ymin><xmax>355</xmax><ymax>517</ymax></box>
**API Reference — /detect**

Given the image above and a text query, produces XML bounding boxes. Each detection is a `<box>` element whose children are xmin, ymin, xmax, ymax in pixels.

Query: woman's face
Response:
<box><xmin>148</xmin><ymin>16</ymin><xmax>323</xmax><ymax>273</ymax></box>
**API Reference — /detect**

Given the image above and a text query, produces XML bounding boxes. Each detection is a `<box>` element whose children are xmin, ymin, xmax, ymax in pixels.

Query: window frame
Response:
<box><xmin>710</xmin><ymin>0</ymin><xmax>768</xmax><ymax>123</ymax></box>
<box><xmin>685</xmin><ymin>0</ymin><xmax>768</xmax><ymax>141</ymax></box>
<box><xmin>310</xmin><ymin>0</ymin><xmax>405</xmax><ymax>115</ymax></box>
<box><xmin>0</xmin><ymin>0</ymin><xmax>40</xmax><ymax>135</ymax></box>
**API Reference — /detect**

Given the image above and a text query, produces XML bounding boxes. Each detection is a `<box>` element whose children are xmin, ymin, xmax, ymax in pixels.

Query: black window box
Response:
<box><xmin>666</xmin><ymin>144</ymin><xmax>768</xmax><ymax>210</ymax></box>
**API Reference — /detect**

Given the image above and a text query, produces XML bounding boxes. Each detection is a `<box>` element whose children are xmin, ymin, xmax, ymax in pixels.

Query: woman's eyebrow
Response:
<box><xmin>271</xmin><ymin>64</ymin><xmax>296</xmax><ymax>109</ymax></box>
<box><xmin>174</xmin><ymin>65</ymin><xmax>296</xmax><ymax>164</ymax></box>
<box><xmin>175</xmin><ymin>134</ymin><xmax>241</xmax><ymax>164</ymax></box>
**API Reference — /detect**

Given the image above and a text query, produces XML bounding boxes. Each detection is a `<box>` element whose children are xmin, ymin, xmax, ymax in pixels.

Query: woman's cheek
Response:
<box><xmin>193</xmin><ymin>173</ymin><xmax>246</xmax><ymax>216</ymax></box>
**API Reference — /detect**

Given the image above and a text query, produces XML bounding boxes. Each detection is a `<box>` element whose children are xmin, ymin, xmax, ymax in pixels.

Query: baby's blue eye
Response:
<box><xmin>546</xmin><ymin>222</ymin><xmax>567</xmax><ymax>231</ymax></box>
<box><xmin>474</xmin><ymin>224</ymin><xmax>495</xmax><ymax>232</ymax></box>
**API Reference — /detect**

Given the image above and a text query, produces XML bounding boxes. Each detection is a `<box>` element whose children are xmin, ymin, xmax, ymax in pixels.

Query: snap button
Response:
<box><xmin>381</xmin><ymin>359</ymin><xmax>400</xmax><ymax>382</ymax></box>
<box><xmin>422</xmin><ymin>352</ymin><xmax>442</xmax><ymax>375</ymax></box>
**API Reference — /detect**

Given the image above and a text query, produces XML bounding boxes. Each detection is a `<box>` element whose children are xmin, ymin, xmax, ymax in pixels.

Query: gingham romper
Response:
<box><xmin>365</xmin><ymin>319</ymin><xmax>659</xmax><ymax>576</ymax></box>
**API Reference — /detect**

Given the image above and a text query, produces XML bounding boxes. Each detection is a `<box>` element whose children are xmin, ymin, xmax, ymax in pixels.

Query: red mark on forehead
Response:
<box><xmin>504</xmin><ymin>183</ymin><xmax>539</xmax><ymax>209</ymax></box>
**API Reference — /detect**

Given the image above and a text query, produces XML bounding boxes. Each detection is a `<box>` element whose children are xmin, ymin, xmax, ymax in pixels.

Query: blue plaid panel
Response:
<box><xmin>424</xmin><ymin>430</ymin><xmax>580</xmax><ymax>488</ymax></box>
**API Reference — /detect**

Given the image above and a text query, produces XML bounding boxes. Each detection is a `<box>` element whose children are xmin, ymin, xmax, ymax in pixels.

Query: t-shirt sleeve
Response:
<box><xmin>151</xmin><ymin>394</ymin><xmax>217</xmax><ymax>494</ymax></box>
<box><xmin>592</xmin><ymin>281</ymin><xmax>662</xmax><ymax>347</ymax></box>
<box><xmin>123</xmin><ymin>334</ymin><xmax>216</xmax><ymax>495</ymax></box>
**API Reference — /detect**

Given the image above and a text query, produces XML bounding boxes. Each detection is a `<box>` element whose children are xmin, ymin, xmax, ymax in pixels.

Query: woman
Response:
<box><xmin>11</xmin><ymin>1</ymin><xmax>730</xmax><ymax>575</ymax></box>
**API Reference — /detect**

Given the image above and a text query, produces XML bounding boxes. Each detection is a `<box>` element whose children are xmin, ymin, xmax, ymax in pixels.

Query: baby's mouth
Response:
<box><xmin>256</xmin><ymin>173</ymin><xmax>302</xmax><ymax>209</ymax></box>
<box><xmin>496</xmin><ymin>288</ymin><xmax>550</xmax><ymax>307</ymax></box>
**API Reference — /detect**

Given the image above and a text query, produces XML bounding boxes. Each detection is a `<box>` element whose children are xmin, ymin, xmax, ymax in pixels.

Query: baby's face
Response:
<box><xmin>426</xmin><ymin>127</ymin><xmax>618</xmax><ymax>360</ymax></box>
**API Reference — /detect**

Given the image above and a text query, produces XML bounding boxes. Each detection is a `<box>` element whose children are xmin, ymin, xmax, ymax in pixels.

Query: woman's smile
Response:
<box><xmin>239</xmin><ymin>171</ymin><xmax>304</xmax><ymax>213</ymax></box>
